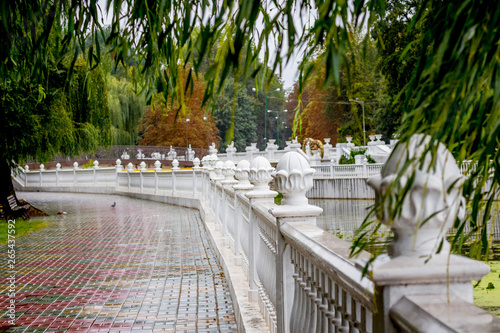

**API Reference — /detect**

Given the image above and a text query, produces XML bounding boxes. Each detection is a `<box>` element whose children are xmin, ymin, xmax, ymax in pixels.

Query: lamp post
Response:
<box><xmin>349</xmin><ymin>98</ymin><xmax>366</xmax><ymax>146</ymax></box>
<box><xmin>268</xmin><ymin>109</ymin><xmax>288</xmax><ymax>148</ymax></box>
<box><xmin>254</xmin><ymin>87</ymin><xmax>281</xmax><ymax>148</ymax></box>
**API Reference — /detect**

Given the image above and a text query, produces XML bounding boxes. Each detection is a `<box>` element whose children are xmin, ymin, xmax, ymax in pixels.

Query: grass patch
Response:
<box><xmin>473</xmin><ymin>261</ymin><xmax>500</xmax><ymax>318</ymax></box>
<box><xmin>0</xmin><ymin>219</ymin><xmax>49</xmax><ymax>244</ymax></box>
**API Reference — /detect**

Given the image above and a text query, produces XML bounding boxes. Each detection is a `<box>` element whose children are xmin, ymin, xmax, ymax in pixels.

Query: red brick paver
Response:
<box><xmin>0</xmin><ymin>192</ymin><xmax>236</xmax><ymax>332</ymax></box>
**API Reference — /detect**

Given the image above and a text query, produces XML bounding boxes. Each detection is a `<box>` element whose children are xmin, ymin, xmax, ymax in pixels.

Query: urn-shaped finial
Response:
<box><xmin>209</xmin><ymin>155</ymin><xmax>219</xmax><ymax>169</ymax></box>
<box><xmin>367</xmin><ymin>134</ymin><xmax>465</xmax><ymax>258</ymax></box>
<box><xmin>116</xmin><ymin>159</ymin><xmax>123</xmax><ymax>171</ymax></box>
<box><xmin>214</xmin><ymin>160</ymin><xmax>225</xmax><ymax>180</ymax></box>
<box><xmin>127</xmin><ymin>162</ymin><xmax>134</xmax><ymax>171</ymax></box>
<box><xmin>73</xmin><ymin>162</ymin><xmax>79</xmax><ymax>170</ymax></box>
<box><xmin>235</xmin><ymin>160</ymin><xmax>251</xmax><ymax>186</ymax></box>
<box><xmin>272</xmin><ymin>152</ymin><xmax>315</xmax><ymax>206</ymax></box>
<box><xmin>139</xmin><ymin>161</ymin><xmax>146</xmax><ymax>171</ymax></box>
<box><xmin>40</xmin><ymin>164</ymin><xmax>45</xmax><ymax>171</ymax></box>
<box><xmin>248</xmin><ymin>156</ymin><xmax>275</xmax><ymax>191</ymax></box>
<box><xmin>25</xmin><ymin>165</ymin><xmax>29</xmax><ymax>172</ymax></box>
<box><xmin>154</xmin><ymin>160</ymin><xmax>162</xmax><ymax>172</ymax></box>
<box><xmin>193</xmin><ymin>157</ymin><xmax>201</xmax><ymax>169</ymax></box>
<box><xmin>56</xmin><ymin>163</ymin><xmax>61</xmax><ymax>170</ymax></box>
<box><xmin>200</xmin><ymin>156</ymin><xmax>209</xmax><ymax>169</ymax></box>
<box><xmin>222</xmin><ymin>160</ymin><xmax>236</xmax><ymax>180</ymax></box>
<box><xmin>172</xmin><ymin>159</ymin><xmax>180</xmax><ymax>170</ymax></box>
<box><xmin>93</xmin><ymin>160</ymin><xmax>99</xmax><ymax>169</ymax></box>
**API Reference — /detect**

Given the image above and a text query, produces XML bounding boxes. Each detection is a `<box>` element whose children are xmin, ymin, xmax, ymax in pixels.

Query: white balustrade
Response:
<box><xmin>13</xmin><ymin>140</ymin><xmax>500</xmax><ymax>333</ymax></box>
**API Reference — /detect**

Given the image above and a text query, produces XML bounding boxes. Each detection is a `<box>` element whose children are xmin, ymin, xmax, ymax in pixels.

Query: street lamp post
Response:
<box><xmin>254</xmin><ymin>87</ymin><xmax>281</xmax><ymax>148</ymax></box>
<box><xmin>267</xmin><ymin>109</ymin><xmax>287</xmax><ymax>148</ymax></box>
<box><xmin>349</xmin><ymin>98</ymin><xmax>366</xmax><ymax>146</ymax></box>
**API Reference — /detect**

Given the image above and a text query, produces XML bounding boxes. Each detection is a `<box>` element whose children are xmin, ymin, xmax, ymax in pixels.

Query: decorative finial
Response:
<box><xmin>367</xmin><ymin>134</ymin><xmax>465</xmax><ymax>258</ymax></box>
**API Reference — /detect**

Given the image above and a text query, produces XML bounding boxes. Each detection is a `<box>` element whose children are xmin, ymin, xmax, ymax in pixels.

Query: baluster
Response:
<box><xmin>334</xmin><ymin>284</ymin><xmax>342</xmax><ymax>333</ymax></box>
<box><xmin>340</xmin><ymin>289</ymin><xmax>349</xmax><ymax>332</ymax></box>
<box><xmin>297</xmin><ymin>254</ymin><xmax>307</xmax><ymax>333</ymax></box>
<box><xmin>351</xmin><ymin>299</ymin><xmax>359</xmax><ymax>333</ymax></box>
<box><xmin>289</xmin><ymin>249</ymin><xmax>300</xmax><ymax>332</ymax></box>
<box><xmin>316</xmin><ymin>270</ymin><xmax>326</xmax><ymax>332</ymax></box>
<box><xmin>309</xmin><ymin>265</ymin><xmax>319</xmax><ymax>332</ymax></box>
<box><xmin>302</xmin><ymin>258</ymin><xmax>312</xmax><ymax>332</ymax></box>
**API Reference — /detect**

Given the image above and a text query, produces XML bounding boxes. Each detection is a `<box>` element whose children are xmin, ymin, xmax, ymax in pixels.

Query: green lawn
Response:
<box><xmin>0</xmin><ymin>219</ymin><xmax>48</xmax><ymax>244</ymax></box>
<box><xmin>474</xmin><ymin>261</ymin><xmax>500</xmax><ymax>318</ymax></box>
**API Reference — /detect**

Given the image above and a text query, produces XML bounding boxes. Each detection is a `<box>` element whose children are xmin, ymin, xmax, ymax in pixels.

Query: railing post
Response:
<box><xmin>213</xmin><ymin>161</ymin><xmax>225</xmax><ymax>227</ymax></box>
<box><xmin>193</xmin><ymin>157</ymin><xmax>201</xmax><ymax>196</ymax></box>
<box><xmin>73</xmin><ymin>162</ymin><xmax>78</xmax><ymax>187</ymax></box>
<box><xmin>127</xmin><ymin>163</ymin><xmax>133</xmax><ymax>191</ymax></box>
<box><xmin>93</xmin><ymin>160</ymin><xmax>99</xmax><ymax>185</ymax></box>
<box><xmin>221</xmin><ymin>160</ymin><xmax>238</xmax><ymax>238</ymax></box>
<box><xmin>366</xmin><ymin>134</ymin><xmax>490</xmax><ymax>332</ymax></box>
<box><xmin>154</xmin><ymin>160</ymin><xmax>161</xmax><ymax>194</ymax></box>
<box><xmin>269</xmin><ymin>152</ymin><xmax>323</xmax><ymax>333</ymax></box>
<box><xmin>172</xmin><ymin>159</ymin><xmax>179</xmax><ymax>195</ymax></box>
<box><xmin>24</xmin><ymin>165</ymin><xmax>29</xmax><ymax>187</ymax></box>
<box><xmin>227</xmin><ymin>143</ymin><xmax>236</xmax><ymax>161</ymax></box>
<box><xmin>56</xmin><ymin>163</ymin><xmax>61</xmax><ymax>187</ymax></box>
<box><xmin>245</xmin><ymin>156</ymin><xmax>277</xmax><ymax>301</ymax></box>
<box><xmin>139</xmin><ymin>161</ymin><xmax>146</xmax><ymax>193</ymax></box>
<box><xmin>233</xmin><ymin>160</ymin><xmax>253</xmax><ymax>261</ymax></box>
<box><xmin>39</xmin><ymin>164</ymin><xmax>44</xmax><ymax>187</ymax></box>
<box><xmin>116</xmin><ymin>159</ymin><xmax>123</xmax><ymax>187</ymax></box>
<box><xmin>201</xmin><ymin>156</ymin><xmax>209</xmax><ymax>197</ymax></box>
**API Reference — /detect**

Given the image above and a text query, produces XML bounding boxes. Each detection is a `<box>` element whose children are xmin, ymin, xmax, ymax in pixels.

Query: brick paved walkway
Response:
<box><xmin>0</xmin><ymin>192</ymin><xmax>237</xmax><ymax>332</ymax></box>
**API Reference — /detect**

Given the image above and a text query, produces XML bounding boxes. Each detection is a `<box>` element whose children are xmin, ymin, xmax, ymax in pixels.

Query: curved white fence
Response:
<box><xmin>13</xmin><ymin>154</ymin><xmax>500</xmax><ymax>333</ymax></box>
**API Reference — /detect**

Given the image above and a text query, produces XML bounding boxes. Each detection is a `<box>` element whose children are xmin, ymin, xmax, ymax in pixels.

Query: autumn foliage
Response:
<box><xmin>286</xmin><ymin>70</ymin><xmax>341</xmax><ymax>145</ymax></box>
<box><xmin>138</xmin><ymin>69</ymin><xmax>220</xmax><ymax>148</ymax></box>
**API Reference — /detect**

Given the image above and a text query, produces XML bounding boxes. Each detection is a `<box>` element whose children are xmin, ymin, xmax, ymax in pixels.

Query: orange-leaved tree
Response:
<box><xmin>138</xmin><ymin>68</ymin><xmax>220</xmax><ymax>148</ymax></box>
<box><xmin>287</xmin><ymin>67</ymin><xmax>344</xmax><ymax>145</ymax></box>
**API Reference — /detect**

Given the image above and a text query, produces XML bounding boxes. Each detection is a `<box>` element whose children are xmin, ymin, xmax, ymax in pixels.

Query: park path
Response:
<box><xmin>0</xmin><ymin>192</ymin><xmax>237</xmax><ymax>332</ymax></box>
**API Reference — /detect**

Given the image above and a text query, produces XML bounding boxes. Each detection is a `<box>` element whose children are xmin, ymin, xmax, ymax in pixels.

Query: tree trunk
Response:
<box><xmin>0</xmin><ymin>159</ymin><xmax>17</xmax><ymax>213</ymax></box>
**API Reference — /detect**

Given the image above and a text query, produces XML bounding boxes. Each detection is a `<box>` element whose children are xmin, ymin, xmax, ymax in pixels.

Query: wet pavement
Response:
<box><xmin>0</xmin><ymin>192</ymin><xmax>237</xmax><ymax>332</ymax></box>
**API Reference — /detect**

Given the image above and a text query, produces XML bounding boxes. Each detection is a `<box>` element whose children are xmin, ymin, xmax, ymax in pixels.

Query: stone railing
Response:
<box><xmin>13</xmin><ymin>139</ymin><xmax>500</xmax><ymax>333</ymax></box>
<box><xmin>40</xmin><ymin>145</ymin><xmax>208</xmax><ymax>163</ymax></box>
<box><xmin>17</xmin><ymin>159</ymin><xmax>203</xmax><ymax>196</ymax></box>
<box><xmin>217</xmin><ymin>137</ymin><xmax>392</xmax><ymax>165</ymax></box>
<box><xmin>311</xmin><ymin>164</ymin><xmax>384</xmax><ymax>179</ymax></box>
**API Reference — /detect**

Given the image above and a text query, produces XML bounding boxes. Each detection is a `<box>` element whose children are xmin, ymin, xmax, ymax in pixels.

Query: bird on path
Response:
<box><xmin>111</xmin><ymin>202</ymin><xmax>116</xmax><ymax>208</ymax></box>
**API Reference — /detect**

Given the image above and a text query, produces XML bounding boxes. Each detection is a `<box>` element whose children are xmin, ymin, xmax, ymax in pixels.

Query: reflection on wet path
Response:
<box><xmin>0</xmin><ymin>192</ymin><xmax>236</xmax><ymax>332</ymax></box>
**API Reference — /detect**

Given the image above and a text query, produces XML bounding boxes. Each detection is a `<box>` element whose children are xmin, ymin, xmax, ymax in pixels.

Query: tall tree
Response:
<box><xmin>213</xmin><ymin>78</ymin><xmax>258</xmax><ymax>152</ymax></box>
<box><xmin>0</xmin><ymin>2</ymin><xmax>112</xmax><ymax>213</ymax></box>
<box><xmin>371</xmin><ymin>0</ymin><xmax>425</xmax><ymax>140</ymax></box>
<box><xmin>138</xmin><ymin>68</ymin><xmax>219</xmax><ymax>148</ymax></box>
<box><xmin>291</xmin><ymin>29</ymin><xmax>383</xmax><ymax>146</ymax></box>
<box><xmin>108</xmin><ymin>74</ymin><xmax>145</xmax><ymax>145</ymax></box>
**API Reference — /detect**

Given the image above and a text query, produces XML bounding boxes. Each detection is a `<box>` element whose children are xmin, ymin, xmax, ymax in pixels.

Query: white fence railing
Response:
<box><xmin>13</xmin><ymin>152</ymin><xmax>500</xmax><ymax>333</ymax></box>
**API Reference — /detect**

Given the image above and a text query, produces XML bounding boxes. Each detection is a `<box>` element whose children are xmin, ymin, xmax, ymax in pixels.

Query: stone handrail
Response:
<box><xmin>13</xmin><ymin>144</ymin><xmax>500</xmax><ymax>333</ymax></box>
